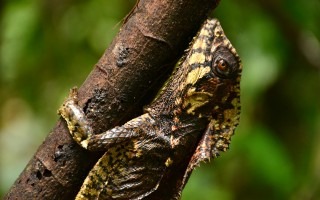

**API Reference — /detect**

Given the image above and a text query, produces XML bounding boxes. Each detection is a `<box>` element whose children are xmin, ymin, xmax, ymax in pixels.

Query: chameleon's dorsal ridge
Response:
<box><xmin>59</xmin><ymin>18</ymin><xmax>242</xmax><ymax>200</ymax></box>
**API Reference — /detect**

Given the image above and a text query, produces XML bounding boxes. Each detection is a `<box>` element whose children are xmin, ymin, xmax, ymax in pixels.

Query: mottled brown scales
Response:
<box><xmin>58</xmin><ymin>18</ymin><xmax>242</xmax><ymax>199</ymax></box>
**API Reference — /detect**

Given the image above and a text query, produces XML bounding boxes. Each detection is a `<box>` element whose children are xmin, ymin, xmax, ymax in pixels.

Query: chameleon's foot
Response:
<box><xmin>58</xmin><ymin>87</ymin><xmax>92</xmax><ymax>147</ymax></box>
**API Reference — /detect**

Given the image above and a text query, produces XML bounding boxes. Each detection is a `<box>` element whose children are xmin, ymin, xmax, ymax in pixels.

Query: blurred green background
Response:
<box><xmin>1</xmin><ymin>0</ymin><xmax>319</xmax><ymax>199</ymax></box>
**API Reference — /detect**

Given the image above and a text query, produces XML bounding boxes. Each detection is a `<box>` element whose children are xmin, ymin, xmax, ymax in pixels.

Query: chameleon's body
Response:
<box><xmin>59</xmin><ymin>19</ymin><xmax>242</xmax><ymax>200</ymax></box>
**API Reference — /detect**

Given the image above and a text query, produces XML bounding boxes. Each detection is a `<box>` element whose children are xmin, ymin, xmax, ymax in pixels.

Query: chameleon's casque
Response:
<box><xmin>59</xmin><ymin>18</ymin><xmax>242</xmax><ymax>200</ymax></box>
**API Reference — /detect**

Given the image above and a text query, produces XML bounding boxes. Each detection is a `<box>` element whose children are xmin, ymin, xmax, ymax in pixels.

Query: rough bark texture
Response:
<box><xmin>5</xmin><ymin>0</ymin><xmax>220</xmax><ymax>199</ymax></box>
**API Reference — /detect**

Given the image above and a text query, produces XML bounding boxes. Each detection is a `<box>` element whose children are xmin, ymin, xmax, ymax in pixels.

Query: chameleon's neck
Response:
<box><xmin>147</xmin><ymin>59</ymin><xmax>190</xmax><ymax>116</ymax></box>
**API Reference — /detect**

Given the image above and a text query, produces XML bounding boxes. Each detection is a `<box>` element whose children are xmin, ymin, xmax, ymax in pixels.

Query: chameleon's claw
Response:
<box><xmin>58</xmin><ymin>87</ymin><xmax>93</xmax><ymax>146</ymax></box>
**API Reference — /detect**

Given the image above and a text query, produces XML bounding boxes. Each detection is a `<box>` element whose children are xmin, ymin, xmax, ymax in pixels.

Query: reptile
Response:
<box><xmin>58</xmin><ymin>18</ymin><xmax>242</xmax><ymax>200</ymax></box>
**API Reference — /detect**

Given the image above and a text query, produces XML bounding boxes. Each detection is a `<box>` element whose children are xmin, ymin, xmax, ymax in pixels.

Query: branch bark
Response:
<box><xmin>5</xmin><ymin>0</ymin><xmax>220</xmax><ymax>199</ymax></box>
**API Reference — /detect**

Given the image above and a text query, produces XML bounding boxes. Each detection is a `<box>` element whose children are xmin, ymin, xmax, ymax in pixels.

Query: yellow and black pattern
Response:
<box><xmin>59</xmin><ymin>18</ymin><xmax>242</xmax><ymax>200</ymax></box>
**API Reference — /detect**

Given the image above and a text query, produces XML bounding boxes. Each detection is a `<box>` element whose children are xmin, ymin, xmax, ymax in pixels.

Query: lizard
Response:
<box><xmin>58</xmin><ymin>18</ymin><xmax>242</xmax><ymax>200</ymax></box>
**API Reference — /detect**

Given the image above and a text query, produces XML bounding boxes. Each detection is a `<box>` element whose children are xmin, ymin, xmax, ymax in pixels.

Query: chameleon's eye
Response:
<box><xmin>214</xmin><ymin>58</ymin><xmax>231</xmax><ymax>77</ymax></box>
<box><xmin>212</xmin><ymin>47</ymin><xmax>238</xmax><ymax>78</ymax></box>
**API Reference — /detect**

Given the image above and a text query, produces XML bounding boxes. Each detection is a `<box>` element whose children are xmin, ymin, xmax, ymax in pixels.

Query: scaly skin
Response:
<box><xmin>58</xmin><ymin>18</ymin><xmax>242</xmax><ymax>200</ymax></box>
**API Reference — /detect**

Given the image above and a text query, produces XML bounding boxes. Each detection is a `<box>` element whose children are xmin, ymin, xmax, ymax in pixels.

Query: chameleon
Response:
<box><xmin>58</xmin><ymin>18</ymin><xmax>242</xmax><ymax>200</ymax></box>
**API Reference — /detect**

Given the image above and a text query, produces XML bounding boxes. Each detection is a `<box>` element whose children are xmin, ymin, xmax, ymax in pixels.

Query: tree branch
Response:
<box><xmin>5</xmin><ymin>0</ymin><xmax>220</xmax><ymax>199</ymax></box>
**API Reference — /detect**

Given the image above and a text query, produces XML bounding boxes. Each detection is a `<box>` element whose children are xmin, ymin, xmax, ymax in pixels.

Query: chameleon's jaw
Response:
<box><xmin>182</xmin><ymin>87</ymin><xmax>213</xmax><ymax>115</ymax></box>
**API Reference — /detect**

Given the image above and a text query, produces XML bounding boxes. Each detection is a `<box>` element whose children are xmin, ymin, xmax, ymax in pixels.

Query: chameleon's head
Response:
<box><xmin>181</xmin><ymin>19</ymin><xmax>242</xmax><ymax>129</ymax></box>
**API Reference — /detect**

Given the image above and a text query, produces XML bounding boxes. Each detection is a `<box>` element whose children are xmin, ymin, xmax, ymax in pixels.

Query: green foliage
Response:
<box><xmin>1</xmin><ymin>0</ymin><xmax>320</xmax><ymax>199</ymax></box>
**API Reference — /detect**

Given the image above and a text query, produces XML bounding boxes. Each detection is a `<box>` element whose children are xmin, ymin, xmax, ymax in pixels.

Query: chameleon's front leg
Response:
<box><xmin>58</xmin><ymin>88</ymin><xmax>158</xmax><ymax>151</ymax></box>
<box><xmin>58</xmin><ymin>88</ymin><xmax>93</xmax><ymax>147</ymax></box>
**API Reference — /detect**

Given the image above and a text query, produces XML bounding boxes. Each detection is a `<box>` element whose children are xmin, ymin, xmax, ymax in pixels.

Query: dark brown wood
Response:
<box><xmin>5</xmin><ymin>0</ymin><xmax>221</xmax><ymax>199</ymax></box>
